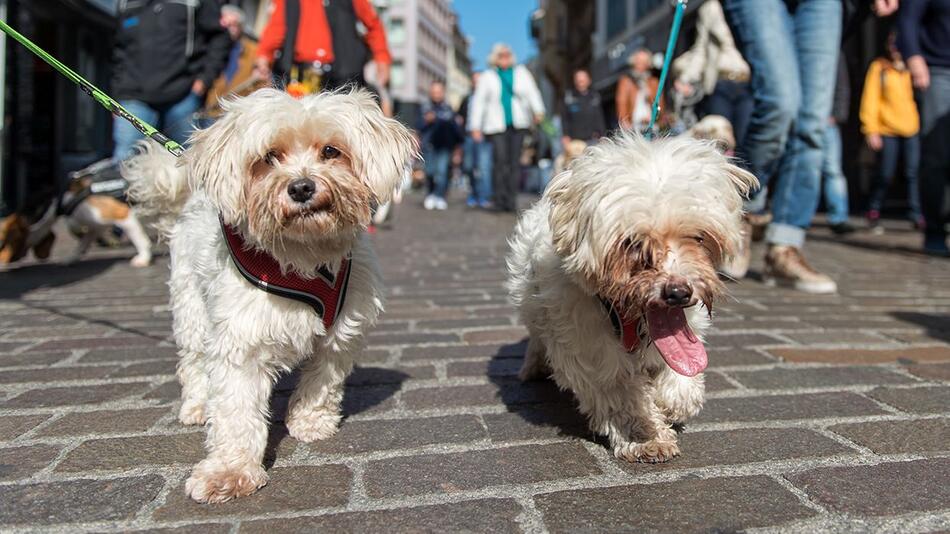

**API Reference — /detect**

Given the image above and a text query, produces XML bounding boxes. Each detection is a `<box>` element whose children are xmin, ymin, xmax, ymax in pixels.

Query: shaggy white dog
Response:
<box><xmin>125</xmin><ymin>88</ymin><xmax>415</xmax><ymax>503</ymax></box>
<box><xmin>507</xmin><ymin>133</ymin><xmax>756</xmax><ymax>463</ymax></box>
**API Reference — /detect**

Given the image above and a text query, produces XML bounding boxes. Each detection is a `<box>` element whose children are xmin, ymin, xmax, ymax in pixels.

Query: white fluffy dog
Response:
<box><xmin>126</xmin><ymin>88</ymin><xmax>415</xmax><ymax>503</ymax></box>
<box><xmin>507</xmin><ymin>133</ymin><xmax>756</xmax><ymax>463</ymax></box>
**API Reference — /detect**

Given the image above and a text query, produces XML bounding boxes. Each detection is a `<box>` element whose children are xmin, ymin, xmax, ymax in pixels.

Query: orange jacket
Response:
<box><xmin>258</xmin><ymin>0</ymin><xmax>391</xmax><ymax>66</ymax></box>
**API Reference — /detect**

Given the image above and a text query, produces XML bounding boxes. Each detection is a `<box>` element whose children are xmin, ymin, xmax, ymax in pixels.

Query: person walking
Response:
<box><xmin>254</xmin><ymin>0</ymin><xmax>390</xmax><ymax>92</ymax></box>
<box><xmin>823</xmin><ymin>57</ymin><xmax>855</xmax><ymax>235</ymax></box>
<box><xmin>202</xmin><ymin>5</ymin><xmax>264</xmax><ymax>125</ymax></box>
<box><xmin>615</xmin><ymin>48</ymin><xmax>661</xmax><ymax>131</ymax></box>
<box><xmin>561</xmin><ymin>69</ymin><xmax>607</xmax><ymax>147</ymax></box>
<box><xmin>419</xmin><ymin>82</ymin><xmax>462</xmax><ymax>211</ymax></box>
<box><xmin>672</xmin><ymin>0</ymin><xmax>752</xmax><ymax>162</ymax></box>
<box><xmin>898</xmin><ymin>0</ymin><xmax>950</xmax><ymax>255</ymax></box>
<box><xmin>468</xmin><ymin>43</ymin><xmax>545</xmax><ymax>213</ymax></box>
<box><xmin>111</xmin><ymin>0</ymin><xmax>230</xmax><ymax>160</ymax></box>
<box><xmin>721</xmin><ymin>0</ymin><xmax>898</xmax><ymax>293</ymax></box>
<box><xmin>861</xmin><ymin>32</ymin><xmax>923</xmax><ymax>234</ymax></box>
<box><xmin>459</xmin><ymin>72</ymin><xmax>494</xmax><ymax>208</ymax></box>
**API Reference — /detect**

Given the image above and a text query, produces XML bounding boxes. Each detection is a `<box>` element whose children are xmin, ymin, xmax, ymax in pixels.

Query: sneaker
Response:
<box><xmin>830</xmin><ymin>222</ymin><xmax>857</xmax><ymax>235</ymax></box>
<box><xmin>720</xmin><ymin>217</ymin><xmax>753</xmax><ymax>280</ymax></box>
<box><xmin>423</xmin><ymin>195</ymin><xmax>436</xmax><ymax>210</ymax></box>
<box><xmin>435</xmin><ymin>197</ymin><xmax>448</xmax><ymax>210</ymax></box>
<box><xmin>466</xmin><ymin>198</ymin><xmax>478</xmax><ymax>208</ymax></box>
<box><xmin>923</xmin><ymin>235</ymin><xmax>950</xmax><ymax>257</ymax></box>
<box><xmin>913</xmin><ymin>216</ymin><xmax>926</xmax><ymax>231</ymax></box>
<box><xmin>867</xmin><ymin>210</ymin><xmax>884</xmax><ymax>235</ymax></box>
<box><xmin>764</xmin><ymin>245</ymin><xmax>838</xmax><ymax>294</ymax></box>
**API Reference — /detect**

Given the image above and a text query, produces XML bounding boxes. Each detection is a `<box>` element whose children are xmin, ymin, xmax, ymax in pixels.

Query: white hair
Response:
<box><xmin>221</xmin><ymin>4</ymin><xmax>246</xmax><ymax>23</ymax></box>
<box><xmin>488</xmin><ymin>43</ymin><xmax>516</xmax><ymax>67</ymax></box>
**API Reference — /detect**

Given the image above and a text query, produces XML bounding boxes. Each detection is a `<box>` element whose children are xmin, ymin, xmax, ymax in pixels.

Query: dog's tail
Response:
<box><xmin>123</xmin><ymin>142</ymin><xmax>191</xmax><ymax>238</ymax></box>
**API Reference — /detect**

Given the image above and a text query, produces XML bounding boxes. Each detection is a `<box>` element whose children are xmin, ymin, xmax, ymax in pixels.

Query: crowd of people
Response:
<box><xmin>109</xmin><ymin>0</ymin><xmax>949</xmax><ymax>292</ymax></box>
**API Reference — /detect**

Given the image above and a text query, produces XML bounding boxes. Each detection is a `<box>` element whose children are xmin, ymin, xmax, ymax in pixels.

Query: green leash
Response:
<box><xmin>0</xmin><ymin>19</ymin><xmax>184</xmax><ymax>158</ymax></box>
<box><xmin>644</xmin><ymin>0</ymin><xmax>688</xmax><ymax>139</ymax></box>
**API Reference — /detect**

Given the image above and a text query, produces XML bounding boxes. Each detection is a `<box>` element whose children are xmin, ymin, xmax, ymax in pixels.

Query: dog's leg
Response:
<box><xmin>185</xmin><ymin>355</ymin><xmax>273</xmax><ymax>503</ymax></box>
<box><xmin>518</xmin><ymin>336</ymin><xmax>551</xmax><ymax>381</ymax></box>
<box><xmin>115</xmin><ymin>212</ymin><xmax>152</xmax><ymax>267</ymax></box>
<box><xmin>653</xmin><ymin>369</ymin><xmax>705</xmax><ymax>425</ymax></box>
<box><xmin>170</xmin><ymin>266</ymin><xmax>210</xmax><ymax>426</ymax></box>
<box><xmin>65</xmin><ymin>231</ymin><xmax>97</xmax><ymax>265</ymax></box>
<box><xmin>285</xmin><ymin>351</ymin><xmax>354</xmax><ymax>442</ymax></box>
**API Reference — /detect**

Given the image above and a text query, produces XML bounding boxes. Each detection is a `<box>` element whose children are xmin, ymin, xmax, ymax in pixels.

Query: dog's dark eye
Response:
<box><xmin>321</xmin><ymin>145</ymin><xmax>341</xmax><ymax>160</ymax></box>
<box><xmin>693</xmin><ymin>235</ymin><xmax>705</xmax><ymax>244</ymax></box>
<box><xmin>264</xmin><ymin>150</ymin><xmax>280</xmax><ymax>166</ymax></box>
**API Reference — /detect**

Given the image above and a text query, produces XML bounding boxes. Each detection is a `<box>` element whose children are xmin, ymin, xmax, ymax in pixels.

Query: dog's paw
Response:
<box><xmin>185</xmin><ymin>460</ymin><xmax>268</xmax><ymax>504</ymax></box>
<box><xmin>178</xmin><ymin>402</ymin><xmax>207</xmax><ymax>426</ymax></box>
<box><xmin>130</xmin><ymin>254</ymin><xmax>152</xmax><ymax>268</ymax></box>
<box><xmin>614</xmin><ymin>439</ymin><xmax>680</xmax><ymax>464</ymax></box>
<box><xmin>286</xmin><ymin>407</ymin><xmax>341</xmax><ymax>442</ymax></box>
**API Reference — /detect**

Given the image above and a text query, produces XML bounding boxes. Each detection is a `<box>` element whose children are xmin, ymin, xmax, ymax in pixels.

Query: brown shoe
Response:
<box><xmin>720</xmin><ymin>218</ymin><xmax>753</xmax><ymax>280</ymax></box>
<box><xmin>747</xmin><ymin>212</ymin><xmax>772</xmax><ymax>242</ymax></box>
<box><xmin>764</xmin><ymin>245</ymin><xmax>837</xmax><ymax>294</ymax></box>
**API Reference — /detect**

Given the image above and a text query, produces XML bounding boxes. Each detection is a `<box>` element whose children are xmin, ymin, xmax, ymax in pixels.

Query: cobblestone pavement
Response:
<box><xmin>0</xmin><ymin>194</ymin><xmax>948</xmax><ymax>533</ymax></box>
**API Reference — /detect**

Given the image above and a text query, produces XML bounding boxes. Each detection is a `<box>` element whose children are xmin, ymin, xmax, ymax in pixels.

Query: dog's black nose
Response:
<box><xmin>662</xmin><ymin>281</ymin><xmax>693</xmax><ymax>307</ymax></box>
<box><xmin>287</xmin><ymin>178</ymin><xmax>316</xmax><ymax>203</ymax></box>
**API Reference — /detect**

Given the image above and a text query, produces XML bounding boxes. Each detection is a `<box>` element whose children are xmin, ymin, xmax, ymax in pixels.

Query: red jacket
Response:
<box><xmin>258</xmin><ymin>0</ymin><xmax>391</xmax><ymax>66</ymax></box>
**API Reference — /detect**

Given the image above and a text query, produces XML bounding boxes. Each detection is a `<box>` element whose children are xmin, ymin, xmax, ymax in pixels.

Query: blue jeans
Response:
<box><xmin>821</xmin><ymin>122</ymin><xmax>849</xmax><ymax>225</ymax></box>
<box><xmin>869</xmin><ymin>134</ymin><xmax>921</xmax><ymax>220</ymax></box>
<box><xmin>919</xmin><ymin>66</ymin><xmax>950</xmax><ymax>241</ymax></box>
<box><xmin>703</xmin><ymin>79</ymin><xmax>754</xmax><ymax>165</ymax></box>
<box><xmin>724</xmin><ymin>0</ymin><xmax>842</xmax><ymax>247</ymax></box>
<box><xmin>425</xmin><ymin>148</ymin><xmax>452</xmax><ymax>200</ymax></box>
<box><xmin>463</xmin><ymin>136</ymin><xmax>493</xmax><ymax>204</ymax></box>
<box><xmin>113</xmin><ymin>92</ymin><xmax>202</xmax><ymax>161</ymax></box>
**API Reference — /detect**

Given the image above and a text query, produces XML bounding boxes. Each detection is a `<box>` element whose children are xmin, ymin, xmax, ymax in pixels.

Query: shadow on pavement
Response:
<box><xmin>0</xmin><ymin>256</ymin><xmax>124</xmax><ymax>300</ymax></box>
<box><xmin>891</xmin><ymin>312</ymin><xmax>950</xmax><ymax>343</ymax></box>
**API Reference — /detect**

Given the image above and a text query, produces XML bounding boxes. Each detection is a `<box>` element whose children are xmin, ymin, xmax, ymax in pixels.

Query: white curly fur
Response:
<box><xmin>507</xmin><ymin>133</ymin><xmax>756</xmax><ymax>463</ymax></box>
<box><xmin>124</xmin><ymin>88</ymin><xmax>416</xmax><ymax>503</ymax></box>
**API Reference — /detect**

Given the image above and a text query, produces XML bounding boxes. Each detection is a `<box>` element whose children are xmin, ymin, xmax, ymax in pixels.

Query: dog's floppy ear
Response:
<box><xmin>346</xmin><ymin>90</ymin><xmax>418</xmax><ymax>205</ymax></box>
<box><xmin>727</xmin><ymin>163</ymin><xmax>759</xmax><ymax>200</ymax></box>
<box><xmin>546</xmin><ymin>169</ymin><xmax>595</xmax><ymax>267</ymax></box>
<box><xmin>185</xmin><ymin>102</ymin><xmax>247</xmax><ymax>223</ymax></box>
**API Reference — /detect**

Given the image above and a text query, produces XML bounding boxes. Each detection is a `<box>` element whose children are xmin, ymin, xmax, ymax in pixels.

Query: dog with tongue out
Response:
<box><xmin>507</xmin><ymin>133</ymin><xmax>757</xmax><ymax>463</ymax></box>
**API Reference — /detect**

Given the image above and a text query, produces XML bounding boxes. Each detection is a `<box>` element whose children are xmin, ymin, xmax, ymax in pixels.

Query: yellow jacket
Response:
<box><xmin>859</xmin><ymin>59</ymin><xmax>919</xmax><ymax>137</ymax></box>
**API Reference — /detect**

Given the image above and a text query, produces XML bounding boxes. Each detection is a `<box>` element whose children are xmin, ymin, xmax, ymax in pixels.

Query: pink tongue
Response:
<box><xmin>646</xmin><ymin>307</ymin><xmax>707</xmax><ymax>377</ymax></box>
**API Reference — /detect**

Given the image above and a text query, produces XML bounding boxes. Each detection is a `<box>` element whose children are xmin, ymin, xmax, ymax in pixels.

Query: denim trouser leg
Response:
<box><xmin>462</xmin><ymin>136</ymin><xmax>477</xmax><ymax>202</ymax></box>
<box><xmin>113</xmin><ymin>93</ymin><xmax>200</xmax><ymax>161</ymax></box>
<box><xmin>869</xmin><ymin>136</ymin><xmax>900</xmax><ymax>213</ymax></box>
<box><xmin>903</xmin><ymin>134</ymin><xmax>922</xmax><ymax>221</ymax></box>
<box><xmin>159</xmin><ymin>92</ymin><xmax>201</xmax><ymax>145</ymax></box>
<box><xmin>476</xmin><ymin>141</ymin><xmax>493</xmax><ymax>204</ymax></box>
<box><xmin>427</xmin><ymin>149</ymin><xmax>452</xmax><ymax>200</ymax></box>
<box><xmin>821</xmin><ymin>122</ymin><xmax>849</xmax><ymax>225</ymax></box>
<box><xmin>113</xmin><ymin>100</ymin><xmax>160</xmax><ymax>161</ymax></box>
<box><xmin>919</xmin><ymin>67</ymin><xmax>950</xmax><ymax>240</ymax></box>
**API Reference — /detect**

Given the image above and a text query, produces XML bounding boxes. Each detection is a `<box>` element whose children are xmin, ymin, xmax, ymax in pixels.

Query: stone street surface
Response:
<box><xmin>1</xmin><ymin>194</ymin><xmax>949</xmax><ymax>533</ymax></box>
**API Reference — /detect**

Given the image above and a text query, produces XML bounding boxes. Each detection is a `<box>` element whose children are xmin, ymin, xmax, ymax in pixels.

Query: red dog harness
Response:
<box><xmin>601</xmin><ymin>299</ymin><xmax>644</xmax><ymax>353</ymax></box>
<box><xmin>221</xmin><ymin>220</ymin><xmax>351</xmax><ymax>330</ymax></box>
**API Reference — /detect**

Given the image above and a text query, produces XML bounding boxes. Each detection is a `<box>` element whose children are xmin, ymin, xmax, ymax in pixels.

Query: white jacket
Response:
<box><xmin>468</xmin><ymin>65</ymin><xmax>545</xmax><ymax>135</ymax></box>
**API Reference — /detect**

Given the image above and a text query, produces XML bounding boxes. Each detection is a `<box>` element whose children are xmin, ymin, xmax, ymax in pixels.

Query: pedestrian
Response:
<box><xmin>672</xmin><ymin>0</ymin><xmax>752</xmax><ymax>162</ymax></box>
<box><xmin>615</xmin><ymin>48</ymin><xmax>661</xmax><ymax>131</ymax></box>
<box><xmin>419</xmin><ymin>81</ymin><xmax>462</xmax><ymax>211</ymax></box>
<box><xmin>897</xmin><ymin>0</ymin><xmax>950</xmax><ymax>255</ymax></box>
<box><xmin>720</xmin><ymin>0</ymin><xmax>899</xmax><ymax>293</ymax></box>
<box><xmin>111</xmin><ymin>0</ymin><xmax>230</xmax><ymax>160</ymax></box>
<box><xmin>468</xmin><ymin>43</ymin><xmax>546</xmax><ymax>213</ymax></box>
<box><xmin>254</xmin><ymin>0</ymin><xmax>390</xmax><ymax>93</ymax></box>
<box><xmin>861</xmin><ymin>31</ymin><xmax>923</xmax><ymax>234</ymax></box>
<box><xmin>561</xmin><ymin>69</ymin><xmax>607</xmax><ymax>147</ymax></box>
<box><xmin>823</xmin><ymin>57</ymin><xmax>856</xmax><ymax>235</ymax></box>
<box><xmin>202</xmin><ymin>5</ymin><xmax>264</xmax><ymax>125</ymax></box>
<box><xmin>458</xmin><ymin>72</ymin><xmax>494</xmax><ymax>209</ymax></box>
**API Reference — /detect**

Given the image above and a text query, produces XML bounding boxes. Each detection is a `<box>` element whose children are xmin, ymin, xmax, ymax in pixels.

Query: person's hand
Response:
<box><xmin>561</xmin><ymin>136</ymin><xmax>571</xmax><ymax>149</ymax></box>
<box><xmin>253</xmin><ymin>57</ymin><xmax>272</xmax><ymax>81</ymax></box>
<box><xmin>866</xmin><ymin>133</ymin><xmax>883</xmax><ymax>152</ymax></box>
<box><xmin>873</xmin><ymin>0</ymin><xmax>899</xmax><ymax>16</ymax></box>
<box><xmin>376</xmin><ymin>62</ymin><xmax>391</xmax><ymax>88</ymax></box>
<box><xmin>907</xmin><ymin>55</ymin><xmax>930</xmax><ymax>90</ymax></box>
<box><xmin>534</xmin><ymin>113</ymin><xmax>544</xmax><ymax>125</ymax></box>
<box><xmin>674</xmin><ymin>79</ymin><xmax>693</xmax><ymax>97</ymax></box>
<box><xmin>424</xmin><ymin>111</ymin><xmax>436</xmax><ymax>124</ymax></box>
<box><xmin>472</xmin><ymin>130</ymin><xmax>483</xmax><ymax>143</ymax></box>
<box><xmin>191</xmin><ymin>79</ymin><xmax>206</xmax><ymax>96</ymax></box>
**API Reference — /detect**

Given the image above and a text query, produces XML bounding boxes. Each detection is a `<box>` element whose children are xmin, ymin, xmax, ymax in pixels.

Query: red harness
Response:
<box><xmin>221</xmin><ymin>220</ymin><xmax>351</xmax><ymax>330</ymax></box>
<box><xmin>602</xmin><ymin>299</ymin><xmax>643</xmax><ymax>353</ymax></box>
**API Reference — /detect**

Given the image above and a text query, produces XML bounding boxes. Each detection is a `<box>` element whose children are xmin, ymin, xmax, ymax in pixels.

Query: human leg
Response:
<box><xmin>821</xmin><ymin>122</ymin><xmax>850</xmax><ymax>227</ymax></box>
<box><xmin>113</xmin><ymin>100</ymin><xmax>159</xmax><ymax>161</ymax></box>
<box><xmin>160</xmin><ymin>92</ymin><xmax>202</xmax><ymax>145</ymax></box>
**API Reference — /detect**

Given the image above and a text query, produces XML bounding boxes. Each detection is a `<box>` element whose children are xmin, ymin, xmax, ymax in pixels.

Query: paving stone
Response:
<box><xmin>80</xmin><ymin>346</ymin><xmax>178</xmax><ymax>363</ymax></box>
<box><xmin>461</xmin><ymin>327</ymin><xmax>529</xmax><ymax>345</ymax></box>
<box><xmin>29</xmin><ymin>336</ymin><xmax>160</xmax><ymax>352</ymax></box>
<box><xmin>144</xmin><ymin>381</ymin><xmax>181</xmax><ymax>403</ymax></box>
<box><xmin>830</xmin><ymin>418</ymin><xmax>950</xmax><ymax>454</ymax></box>
<box><xmin>402</xmin><ymin>342</ymin><xmax>526</xmax><ymax>361</ymax></box>
<box><xmin>728</xmin><ymin>366</ymin><xmax>913</xmax><ymax>390</ymax></box>
<box><xmin>617</xmin><ymin>428</ymin><xmax>850</xmax><ymax>473</ymax></box>
<box><xmin>365</xmin><ymin>442</ymin><xmax>601</xmax><ymax>497</ymax></box>
<box><xmin>368</xmin><ymin>332</ymin><xmax>460</xmax><ymax>345</ymax></box>
<box><xmin>0</xmin><ymin>475</ymin><xmax>165</xmax><ymax>526</ymax></box>
<box><xmin>536</xmin><ymin>475</ymin><xmax>815</xmax><ymax>533</ymax></box>
<box><xmin>1</xmin><ymin>382</ymin><xmax>148</xmax><ymax>408</ymax></box>
<box><xmin>787</xmin><ymin>458</ymin><xmax>950</xmax><ymax>516</ymax></box>
<box><xmin>416</xmin><ymin>316</ymin><xmax>512</xmax><ymax>330</ymax></box>
<box><xmin>770</xmin><ymin>346</ymin><xmax>950</xmax><ymax>364</ymax></box>
<box><xmin>154</xmin><ymin>465</ymin><xmax>350</xmax><ymax>520</ymax></box>
<box><xmin>0</xmin><ymin>350</ymin><xmax>71</xmax><ymax>367</ymax></box>
<box><xmin>0</xmin><ymin>364</ymin><xmax>120</xmax><ymax>384</ymax></box>
<box><xmin>345</xmin><ymin>365</ymin><xmax>435</xmax><ymax>385</ymax></box>
<box><xmin>867</xmin><ymin>386</ymin><xmax>950</xmax><ymax>414</ymax></box>
<box><xmin>0</xmin><ymin>341</ymin><xmax>30</xmax><ymax>353</ymax></box>
<box><xmin>695</xmin><ymin>392</ymin><xmax>886</xmax><ymax>423</ymax></box>
<box><xmin>0</xmin><ymin>415</ymin><xmax>49</xmax><ymax>441</ymax></box>
<box><xmin>706</xmin><ymin>347</ymin><xmax>775</xmax><ymax>366</ymax></box>
<box><xmin>705</xmin><ymin>332</ymin><xmax>788</xmax><ymax>348</ymax></box>
<box><xmin>35</xmin><ymin>408</ymin><xmax>168</xmax><ymax>437</ymax></box>
<box><xmin>358</xmin><ymin>348</ymin><xmax>393</xmax><ymax>363</ymax></box>
<box><xmin>903</xmin><ymin>362</ymin><xmax>950</xmax><ymax>381</ymax></box>
<box><xmin>483</xmin><ymin>406</ymin><xmax>591</xmax><ymax>442</ymax></box>
<box><xmin>341</xmin><ymin>384</ymin><xmax>400</xmax><ymax>416</ymax></box>
<box><xmin>446</xmin><ymin>358</ymin><xmax>525</xmax><ymax>378</ymax></box>
<box><xmin>401</xmin><ymin>381</ymin><xmax>573</xmax><ymax>410</ymax></box>
<box><xmin>303</xmin><ymin>415</ymin><xmax>487</xmax><ymax>455</ymax></box>
<box><xmin>242</xmin><ymin>498</ymin><xmax>523</xmax><ymax>534</ymax></box>
<box><xmin>0</xmin><ymin>444</ymin><xmax>61</xmax><ymax>480</ymax></box>
<box><xmin>108</xmin><ymin>359</ymin><xmax>177</xmax><ymax>378</ymax></box>
<box><xmin>57</xmin><ymin>432</ymin><xmax>205</xmax><ymax>472</ymax></box>
<box><xmin>120</xmin><ymin>525</ymin><xmax>232</xmax><ymax>534</ymax></box>
<box><xmin>703</xmin><ymin>371</ymin><xmax>737</xmax><ymax>392</ymax></box>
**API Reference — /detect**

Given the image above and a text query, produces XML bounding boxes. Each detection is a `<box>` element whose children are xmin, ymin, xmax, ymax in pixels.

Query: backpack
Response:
<box><xmin>324</xmin><ymin>0</ymin><xmax>370</xmax><ymax>81</ymax></box>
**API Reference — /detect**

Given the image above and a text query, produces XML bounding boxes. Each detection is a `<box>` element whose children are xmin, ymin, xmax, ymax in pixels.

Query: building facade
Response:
<box><xmin>444</xmin><ymin>10</ymin><xmax>471</xmax><ymax>111</ymax></box>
